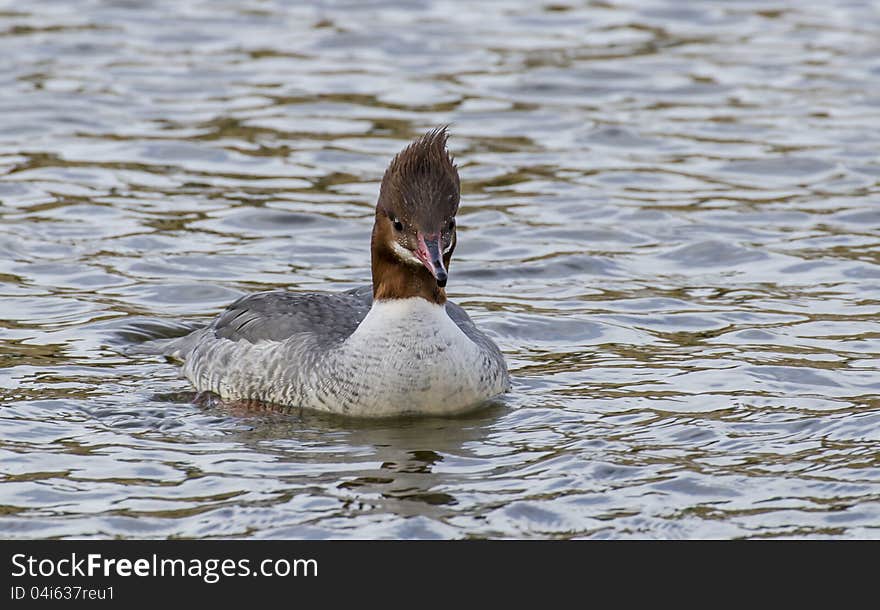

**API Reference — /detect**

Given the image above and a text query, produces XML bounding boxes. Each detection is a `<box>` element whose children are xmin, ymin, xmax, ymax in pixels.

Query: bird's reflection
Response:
<box><xmin>342</xmin><ymin>449</ymin><xmax>454</xmax><ymax>506</ymax></box>
<box><xmin>184</xmin><ymin>391</ymin><xmax>506</xmax><ymax>513</ymax></box>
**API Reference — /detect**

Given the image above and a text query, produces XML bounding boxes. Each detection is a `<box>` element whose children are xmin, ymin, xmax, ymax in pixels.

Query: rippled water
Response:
<box><xmin>2</xmin><ymin>0</ymin><xmax>880</xmax><ymax>539</ymax></box>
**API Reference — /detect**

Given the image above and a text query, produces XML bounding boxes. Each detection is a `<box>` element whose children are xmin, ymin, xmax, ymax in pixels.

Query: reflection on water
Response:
<box><xmin>1</xmin><ymin>0</ymin><xmax>880</xmax><ymax>538</ymax></box>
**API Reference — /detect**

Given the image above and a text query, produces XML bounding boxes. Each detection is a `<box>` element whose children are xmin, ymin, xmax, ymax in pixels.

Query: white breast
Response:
<box><xmin>325</xmin><ymin>298</ymin><xmax>507</xmax><ymax>416</ymax></box>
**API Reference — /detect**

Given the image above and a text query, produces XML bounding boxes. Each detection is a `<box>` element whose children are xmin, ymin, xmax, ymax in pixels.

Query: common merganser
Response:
<box><xmin>167</xmin><ymin>127</ymin><xmax>509</xmax><ymax>417</ymax></box>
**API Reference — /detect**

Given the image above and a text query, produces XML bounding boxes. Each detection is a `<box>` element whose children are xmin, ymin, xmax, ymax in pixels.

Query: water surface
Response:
<box><xmin>2</xmin><ymin>0</ymin><xmax>880</xmax><ymax>538</ymax></box>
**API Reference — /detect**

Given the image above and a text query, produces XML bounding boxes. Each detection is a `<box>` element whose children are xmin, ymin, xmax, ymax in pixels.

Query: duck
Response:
<box><xmin>166</xmin><ymin>127</ymin><xmax>509</xmax><ymax>417</ymax></box>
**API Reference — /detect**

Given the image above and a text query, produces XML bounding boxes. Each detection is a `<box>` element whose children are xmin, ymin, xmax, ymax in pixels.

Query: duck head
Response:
<box><xmin>371</xmin><ymin>126</ymin><xmax>460</xmax><ymax>304</ymax></box>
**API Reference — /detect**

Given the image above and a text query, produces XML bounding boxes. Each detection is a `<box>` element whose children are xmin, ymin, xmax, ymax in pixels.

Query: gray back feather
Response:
<box><xmin>168</xmin><ymin>284</ymin><xmax>501</xmax><ymax>364</ymax></box>
<box><xmin>213</xmin><ymin>285</ymin><xmax>373</xmax><ymax>345</ymax></box>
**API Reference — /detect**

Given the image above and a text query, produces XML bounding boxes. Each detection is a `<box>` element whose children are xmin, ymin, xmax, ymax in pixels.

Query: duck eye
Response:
<box><xmin>388</xmin><ymin>213</ymin><xmax>404</xmax><ymax>232</ymax></box>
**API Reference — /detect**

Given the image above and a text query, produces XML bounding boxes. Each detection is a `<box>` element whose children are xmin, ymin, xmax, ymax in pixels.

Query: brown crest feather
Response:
<box><xmin>377</xmin><ymin>126</ymin><xmax>460</xmax><ymax>231</ymax></box>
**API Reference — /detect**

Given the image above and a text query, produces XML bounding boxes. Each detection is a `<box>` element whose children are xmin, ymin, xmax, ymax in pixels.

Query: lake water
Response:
<box><xmin>1</xmin><ymin>0</ymin><xmax>879</xmax><ymax>539</ymax></box>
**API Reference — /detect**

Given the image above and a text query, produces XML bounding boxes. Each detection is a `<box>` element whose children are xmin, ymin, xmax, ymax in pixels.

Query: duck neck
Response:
<box><xmin>371</xmin><ymin>227</ymin><xmax>446</xmax><ymax>305</ymax></box>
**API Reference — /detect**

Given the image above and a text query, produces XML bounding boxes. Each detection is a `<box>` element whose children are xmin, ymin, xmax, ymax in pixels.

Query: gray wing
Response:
<box><xmin>213</xmin><ymin>286</ymin><xmax>491</xmax><ymax>346</ymax></box>
<box><xmin>211</xmin><ymin>285</ymin><xmax>373</xmax><ymax>344</ymax></box>
<box><xmin>445</xmin><ymin>300</ymin><xmax>505</xmax><ymax>358</ymax></box>
<box><xmin>165</xmin><ymin>284</ymin><xmax>500</xmax><ymax>362</ymax></box>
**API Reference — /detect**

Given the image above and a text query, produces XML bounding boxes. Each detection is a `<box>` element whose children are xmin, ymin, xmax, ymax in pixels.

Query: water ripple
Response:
<box><xmin>1</xmin><ymin>0</ymin><xmax>879</xmax><ymax>539</ymax></box>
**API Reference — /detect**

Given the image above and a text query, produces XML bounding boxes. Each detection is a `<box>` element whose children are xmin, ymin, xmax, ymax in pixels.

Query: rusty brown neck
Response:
<box><xmin>371</xmin><ymin>223</ymin><xmax>447</xmax><ymax>305</ymax></box>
